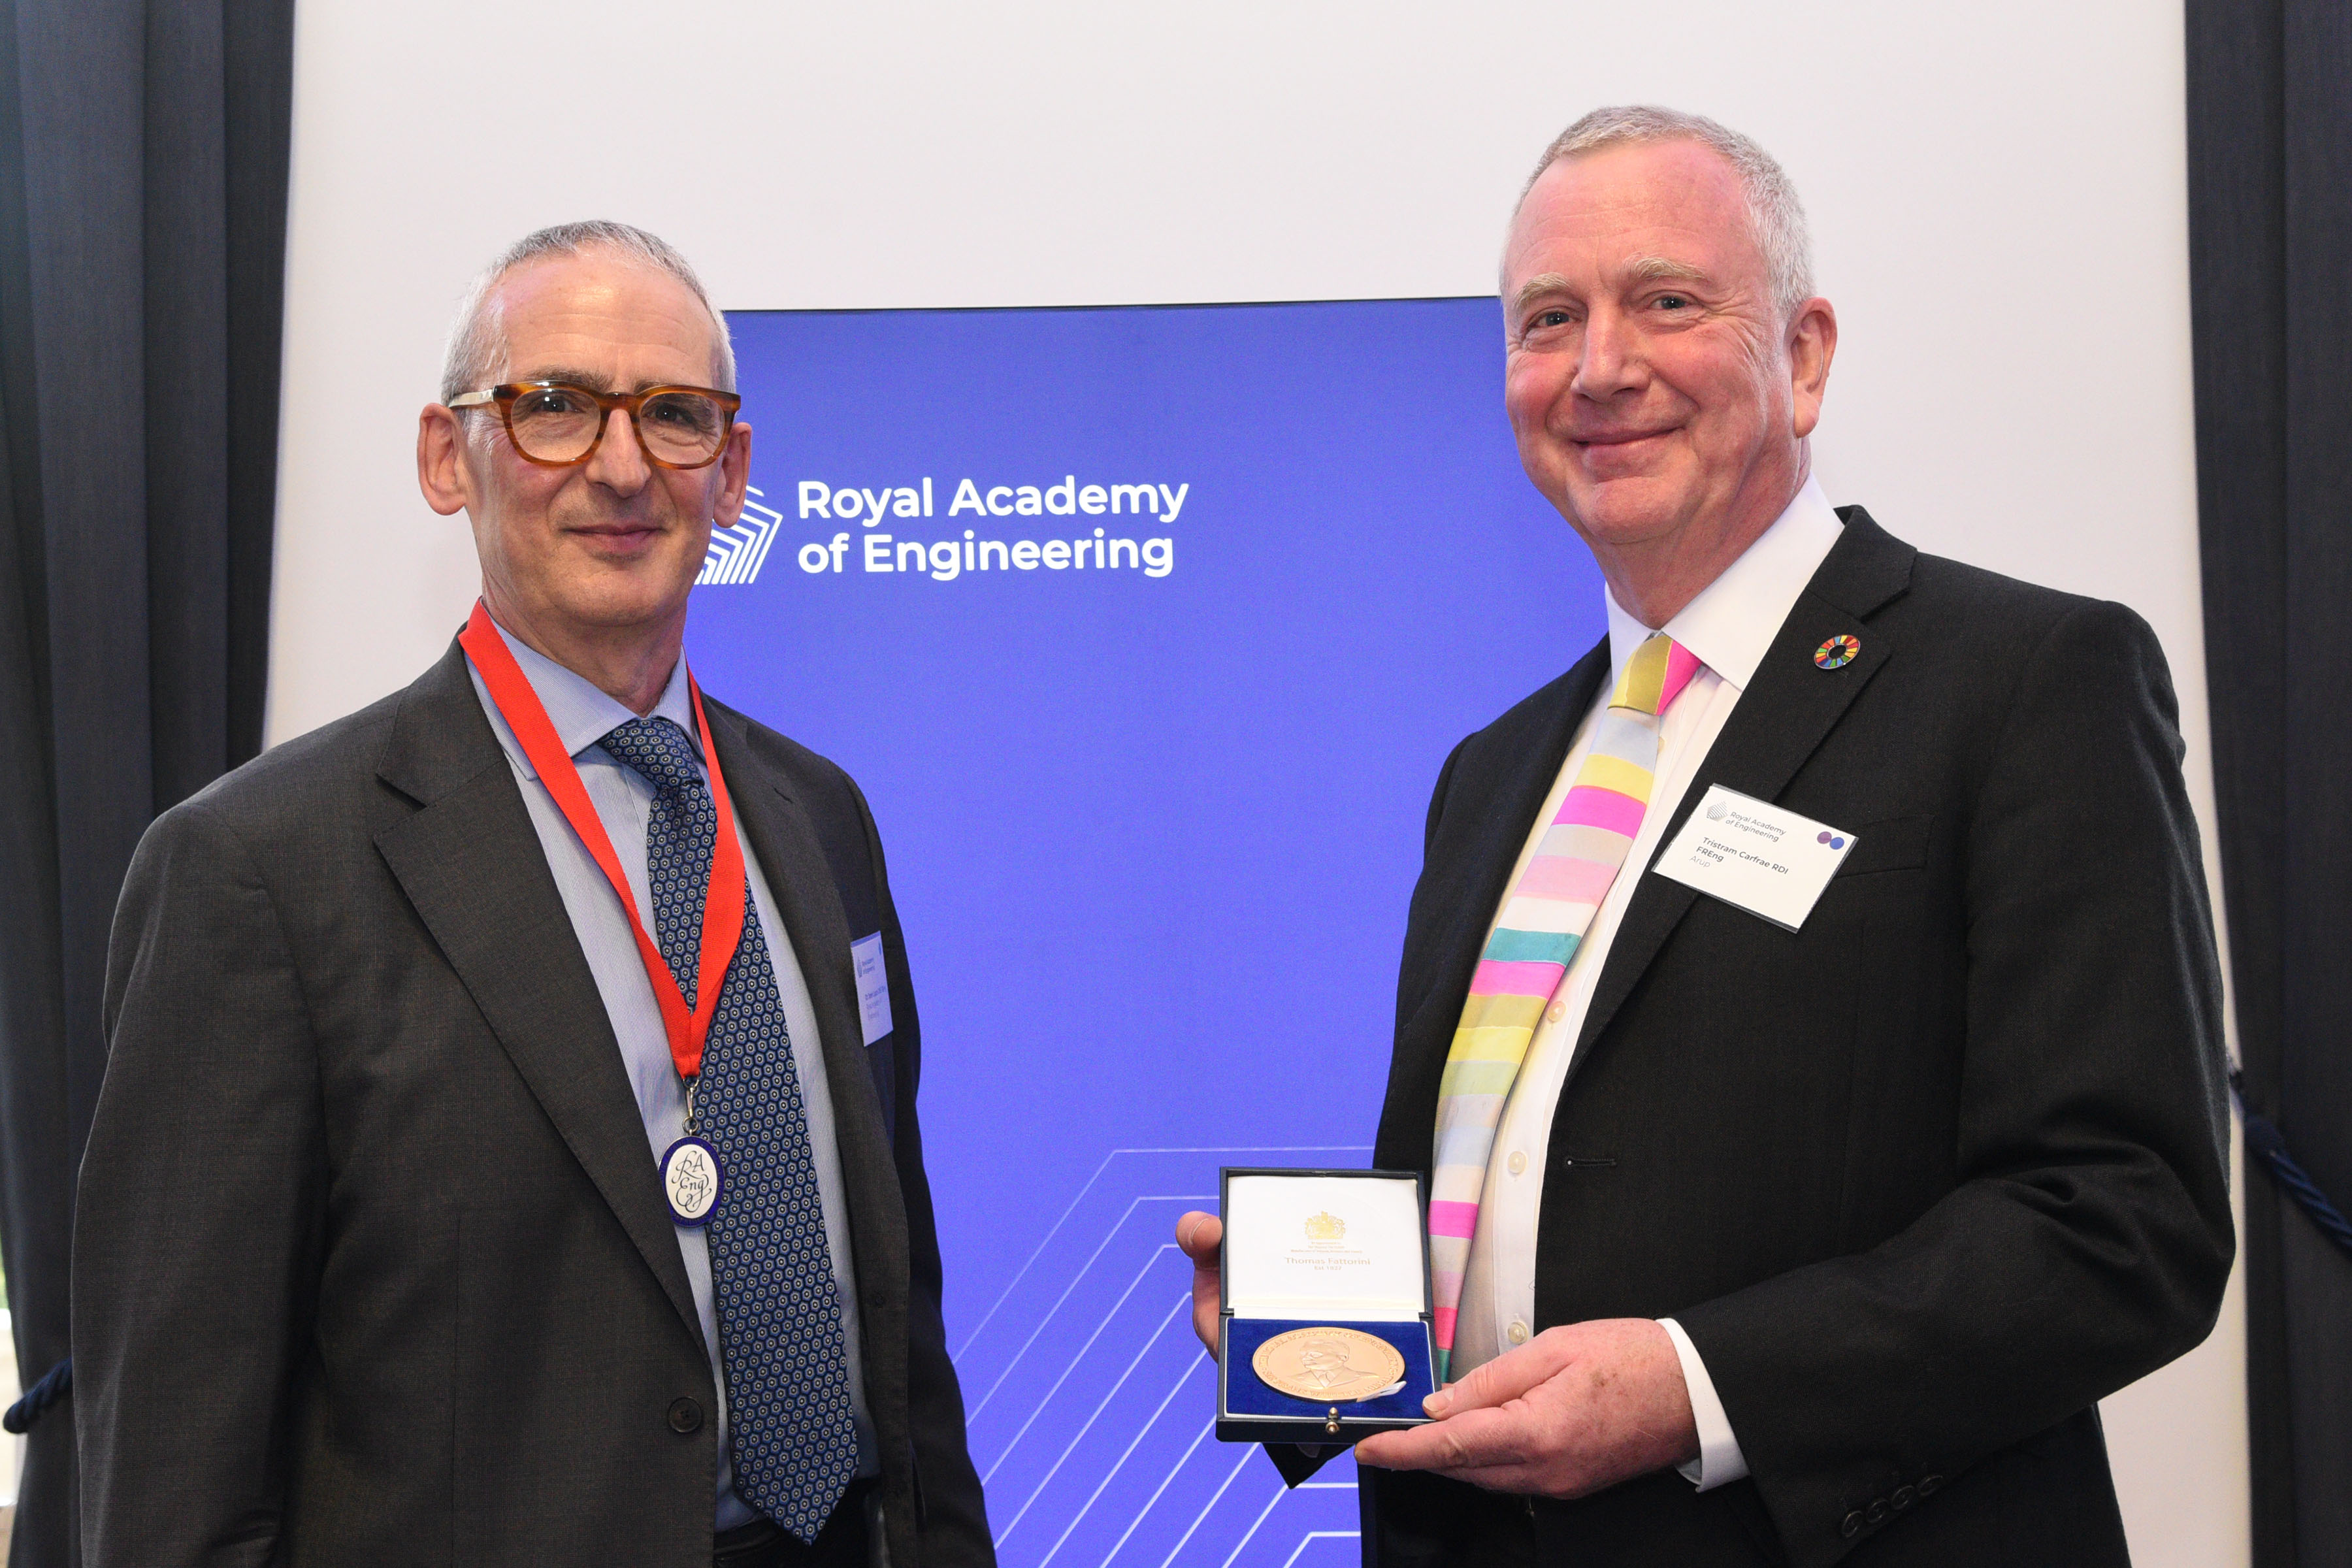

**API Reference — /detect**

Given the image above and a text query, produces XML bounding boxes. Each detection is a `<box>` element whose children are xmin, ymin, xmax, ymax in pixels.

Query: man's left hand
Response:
<box><xmin>1351</xmin><ymin>1318</ymin><xmax>1699</xmax><ymax>1497</ymax></box>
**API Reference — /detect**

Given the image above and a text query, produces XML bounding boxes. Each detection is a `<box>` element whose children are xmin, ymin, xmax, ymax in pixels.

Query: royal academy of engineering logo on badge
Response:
<box><xmin>695</xmin><ymin>485</ymin><xmax>787</xmax><ymax>586</ymax></box>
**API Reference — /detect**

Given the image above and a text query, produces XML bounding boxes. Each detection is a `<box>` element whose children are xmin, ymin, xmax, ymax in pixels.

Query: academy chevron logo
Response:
<box><xmin>695</xmin><ymin>485</ymin><xmax>785</xmax><ymax>586</ymax></box>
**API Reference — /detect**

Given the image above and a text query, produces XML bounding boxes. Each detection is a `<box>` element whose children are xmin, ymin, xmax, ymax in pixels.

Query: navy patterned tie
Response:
<box><xmin>599</xmin><ymin>717</ymin><xmax>859</xmax><ymax>1542</ymax></box>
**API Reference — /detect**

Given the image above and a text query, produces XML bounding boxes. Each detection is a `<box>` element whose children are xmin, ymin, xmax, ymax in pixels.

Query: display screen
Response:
<box><xmin>692</xmin><ymin>299</ymin><xmax>1605</xmax><ymax>1568</ymax></box>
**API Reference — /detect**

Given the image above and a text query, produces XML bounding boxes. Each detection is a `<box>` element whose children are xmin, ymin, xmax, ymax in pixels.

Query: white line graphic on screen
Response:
<box><xmin>1156</xmin><ymin>1446</ymin><xmax>1259</xmax><ymax>1568</ymax></box>
<box><xmin>960</xmin><ymin>1145</ymin><xmax>1375</xmax><ymax>1568</ymax></box>
<box><xmin>1218</xmin><ymin>1484</ymin><xmax>1293</xmax><ymax>1568</ymax></box>
<box><xmin>985</xmin><ymin>1241</ymin><xmax>1199</xmax><ymax>1485</ymax></box>
<box><xmin>1278</xmin><ymin>1533</ymin><xmax>1362</xmax><ymax>1568</ymax></box>
<box><xmin>696</xmin><ymin>485</ymin><xmax>784</xmax><ymax>585</ymax></box>
<box><xmin>970</xmin><ymin>1196</ymin><xmax>1211</xmax><ymax>1425</ymax></box>
<box><xmin>1034</xmin><ymin>1341</ymin><xmax>1204</xmax><ymax>1568</ymax></box>
<box><xmin>996</xmin><ymin>1286</ymin><xmax>1189</xmax><ymax>1543</ymax></box>
<box><xmin>1100</xmin><ymin>1418</ymin><xmax>1215</xmax><ymax>1568</ymax></box>
<box><xmin>956</xmin><ymin>1147</ymin><xmax>1373</xmax><ymax>1365</ymax></box>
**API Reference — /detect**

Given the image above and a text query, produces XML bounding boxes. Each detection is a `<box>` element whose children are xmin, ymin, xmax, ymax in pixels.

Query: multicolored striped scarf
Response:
<box><xmin>1428</xmin><ymin>632</ymin><xmax>1701</xmax><ymax>1379</ymax></box>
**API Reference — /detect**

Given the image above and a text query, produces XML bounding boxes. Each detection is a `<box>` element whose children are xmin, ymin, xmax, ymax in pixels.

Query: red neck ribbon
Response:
<box><xmin>459</xmin><ymin>600</ymin><xmax>747</xmax><ymax>1083</ymax></box>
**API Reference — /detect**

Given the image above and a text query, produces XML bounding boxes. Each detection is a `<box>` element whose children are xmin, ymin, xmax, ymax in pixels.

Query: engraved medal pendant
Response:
<box><xmin>661</xmin><ymin>1135</ymin><xmax>724</xmax><ymax>1227</ymax></box>
<box><xmin>1251</xmin><ymin>1326</ymin><xmax>1408</xmax><ymax>1403</ymax></box>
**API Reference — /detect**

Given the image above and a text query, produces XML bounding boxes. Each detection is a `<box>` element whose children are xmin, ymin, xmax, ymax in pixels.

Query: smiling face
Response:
<box><xmin>1501</xmin><ymin>139</ymin><xmax>1833</xmax><ymax>612</ymax></box>
<box><xmin>417</xmin><ymin>248</ymin><xmax>750</xmax><ymax>660</ymax></box>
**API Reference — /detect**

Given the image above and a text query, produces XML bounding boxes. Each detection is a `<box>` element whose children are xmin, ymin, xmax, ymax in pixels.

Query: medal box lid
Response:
<box><xmin>1218</xmin><ymin>1168</ymin><xmax>1431</xmax><ymax>1322</ymax></box>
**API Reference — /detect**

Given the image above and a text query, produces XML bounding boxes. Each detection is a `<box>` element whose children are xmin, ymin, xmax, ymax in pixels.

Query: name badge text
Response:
<box><xmin>1653</xmin><ymin>785</ymin><xmax>1857</xmax><ymax>932</ymax></box>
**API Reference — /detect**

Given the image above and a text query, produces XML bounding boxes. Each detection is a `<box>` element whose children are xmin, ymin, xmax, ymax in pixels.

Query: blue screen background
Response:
<box><xmin>691</xmin><ymin>299</ymin><xmax>1605</xmax><ymax>1568</ymax></box>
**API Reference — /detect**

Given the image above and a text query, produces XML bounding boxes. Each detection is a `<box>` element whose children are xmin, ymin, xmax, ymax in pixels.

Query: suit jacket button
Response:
<box><xmin>1892</xmin><ymin>1485</ymin><xmax>1916</xmax><ymax>1510</ymax></box>
<box><xmin>1840</xmin><ymin>1512</ymin><xmax>1863</xmax><ymax>1539</ymax></box>
<box><xmin>1919</xmin><ymin>1475</ymin><xmax>1943</xmax><ymax>1496</ymax></box>
<box><xmin>668</xmin><ymin>1397</ymin><xmax>704</xmax><ymax>1434</ymax></box>
<box><xmin>1865</xmin><ymin>1499</ymin><xmax>1890</xmax><ymax>1525</ymax></box>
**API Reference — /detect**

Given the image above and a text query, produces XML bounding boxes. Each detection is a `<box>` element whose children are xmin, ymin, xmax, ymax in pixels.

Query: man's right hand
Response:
<box><xmin>1175</xmin><ymin>1211</ymin><xmax>1222</xmax><ymax>1355</ymax></box>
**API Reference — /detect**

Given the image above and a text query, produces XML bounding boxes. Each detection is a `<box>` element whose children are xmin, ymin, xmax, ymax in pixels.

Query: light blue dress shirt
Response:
<box><xmin>466</xmin><ymin>625</ymin><xmax>879</xmax><ymax>1527</ymax></box>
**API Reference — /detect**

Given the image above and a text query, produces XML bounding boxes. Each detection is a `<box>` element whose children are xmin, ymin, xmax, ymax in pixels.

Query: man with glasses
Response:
<box><xmin>74</xmin><ymin>223</ymin><xmax>994</xmax><ymax>1568</ymax></box>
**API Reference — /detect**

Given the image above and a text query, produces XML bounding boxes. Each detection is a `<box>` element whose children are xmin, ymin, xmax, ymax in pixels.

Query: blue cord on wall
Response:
<box><xmin>2232</xmin><ymin>1067</ymin><xmax>2352</xmax><ymax>1258</ymax></box>
<box><xmin>3</xmin><ymin>1355</ymin><xmax>70</xmax><ymax>1435</ymax></box>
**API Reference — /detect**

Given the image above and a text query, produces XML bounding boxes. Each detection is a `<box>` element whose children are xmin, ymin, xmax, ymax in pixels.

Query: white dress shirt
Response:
<box><xmin>1449</xmin><ymin>477</ymin><xmax>1846</xmax><ymax>1490</ymax></box>
<box><xmin>467</xmin><ymin>624</ymin><xmax>879</xmax><ymax>1528</ymax></box>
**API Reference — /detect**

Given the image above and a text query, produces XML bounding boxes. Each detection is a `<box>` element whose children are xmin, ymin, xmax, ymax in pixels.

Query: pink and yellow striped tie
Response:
<box><xmin>1428</xmin><ymin>632</ymin><xmax>1701</xmax><ymax>1379</ymax></box>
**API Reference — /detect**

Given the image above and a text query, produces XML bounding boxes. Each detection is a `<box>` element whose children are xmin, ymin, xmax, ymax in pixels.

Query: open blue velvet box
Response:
<box><xmin>1215</xmin><ymin>1168</ymin><xmax>1437</xmax><ymax>1444</ymax></box>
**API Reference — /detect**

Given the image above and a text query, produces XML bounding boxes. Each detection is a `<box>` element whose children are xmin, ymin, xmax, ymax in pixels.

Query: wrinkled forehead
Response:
<box><xmin>489</xmin><ymin>251</ymin><xmax>723</xmax><ymax>387</ymax></box>
<box><xmin>1503</xmin><ymin>140</ymin><xmax>1763</xmax><ymax>297</ymax></box>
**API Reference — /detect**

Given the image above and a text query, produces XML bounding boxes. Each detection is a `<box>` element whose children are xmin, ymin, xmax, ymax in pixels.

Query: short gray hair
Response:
<box><xmin>1520</xmin><ymin>106</ymin><xmax>1814</xmax><ymax>319</ymax></box>
<box><xmin>438</xmin><ymin>220</ymin><xmax>737</xmax><ymax>404</ymax></box>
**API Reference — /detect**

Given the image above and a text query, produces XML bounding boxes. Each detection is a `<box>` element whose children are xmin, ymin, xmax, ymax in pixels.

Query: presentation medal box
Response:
<box><xmin>1215</xmin><ymin>1168</ymin><xmax>1437</xmax><ymax>1443</ymax></box>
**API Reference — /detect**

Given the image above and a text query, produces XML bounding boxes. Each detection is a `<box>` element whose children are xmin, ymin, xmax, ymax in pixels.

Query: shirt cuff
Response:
<box><xmin>1658</xmin><ymin>1317</ymin><xmax>1749</xmax><ymax>1491</ymax></box>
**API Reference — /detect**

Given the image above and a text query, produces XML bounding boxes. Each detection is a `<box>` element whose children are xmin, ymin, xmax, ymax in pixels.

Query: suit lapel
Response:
<box><xmin>705</xmin><ymin>709</ymin><xmax>913</xmax><ymax>1424</ymax></box>
<box><xmin>370</xmin><ymin>643</ymin><xmax>705</xmax><ymax>1343</ymax></box>
<box><xmin>1566</xmin><ymin>508</ymin><xmax>1917</xmax><ymax>1073</ymax></box>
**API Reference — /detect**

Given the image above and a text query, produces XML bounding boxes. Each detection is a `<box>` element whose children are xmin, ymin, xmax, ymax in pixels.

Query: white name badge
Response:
<box><xmin>851</xmin><ymin>931</ymin><xmax>893</xmax><ymax>1045</ymax></box>
<box><xmin>1653</xmin><ymin>785</ymin><xmax>1858</xmax><ymax>932</ymax></box>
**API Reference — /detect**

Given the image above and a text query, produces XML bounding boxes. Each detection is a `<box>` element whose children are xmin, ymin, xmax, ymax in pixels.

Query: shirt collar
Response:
<box><xmin>478</xmin><ymin>619</ymin><xmax>702</xmax><ymax>781</ymax></box>
<box><xmin>1603</xmin><ymin>474</ymin><xmax>1846</xmax><ymax>694</ymax></box>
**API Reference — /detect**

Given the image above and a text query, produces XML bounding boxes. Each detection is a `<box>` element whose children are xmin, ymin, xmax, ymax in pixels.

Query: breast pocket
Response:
<box><xmin>1833</xmin><ymin>814</ymin><xmax>1933</xmax><ymax>878</ymax></box>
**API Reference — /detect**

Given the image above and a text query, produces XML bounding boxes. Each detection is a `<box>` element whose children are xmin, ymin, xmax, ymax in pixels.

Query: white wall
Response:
<box><xmin>270</xmin><ymin>3</ymin><xmax>2246</xmax><ymax>1560</ymax></box>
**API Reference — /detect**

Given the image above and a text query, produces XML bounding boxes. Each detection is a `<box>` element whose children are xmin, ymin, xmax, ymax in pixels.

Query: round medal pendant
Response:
<box><xmin>1251</xmin><ymin>1326</ymin><xmax>1408</xmax><ymax>1403</ymax></box>
<box><xmin>661</xmin><ymin>1135</ymin><xmax>724</xmax><ymax>1227</ymax></box>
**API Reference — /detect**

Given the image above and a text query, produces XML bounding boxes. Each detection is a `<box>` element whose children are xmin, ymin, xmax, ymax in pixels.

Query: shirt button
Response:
<box><xmin>667</xmin><ymin>1397</ymin><xmax>704</xmax><ymax>1434</ymax></box>
<box><xmin>1545</xmin><ymin>1002</ymin><xmax>1566</xmax><ymax>1024</ymax></box>
<box><xmin>1507</xmin><ymin>1320</ymin><xmax>1529</xmax><ymax>1345</ymax></box>
<box><xmin>1507</xmin><ymin>1151</ymin><xmax>1527</xmax><ymax>1176</ymax></box>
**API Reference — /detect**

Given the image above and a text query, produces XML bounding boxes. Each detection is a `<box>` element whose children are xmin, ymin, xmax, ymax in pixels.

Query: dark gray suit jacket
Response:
<box><xmin>73</xmin><ymin>642</ymin><xmax>994</xmax><ymax>1568</ymax></box>
<box><xmin>1344</xmin><ymin>510</ymin><xmax>2233</xmax><ymax>1567</ymax></box>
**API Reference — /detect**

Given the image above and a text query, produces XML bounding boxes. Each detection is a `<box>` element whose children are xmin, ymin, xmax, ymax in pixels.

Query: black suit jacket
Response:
<box><xmin>1354</xmin><ymin>510</ymin><xmax>2232</xmax><ymax>1568</ymax></box>
<box><xmin>73</xmin><ymin>642</ymin><xmax>994</xmax><ymax>1568</ymax></box>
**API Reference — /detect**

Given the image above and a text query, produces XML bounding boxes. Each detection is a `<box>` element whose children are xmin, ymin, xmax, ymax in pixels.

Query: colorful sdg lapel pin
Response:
<box><xmin>1814</xmin><ymin>634</ymin><xmax>1861</xmax><ymax>670</ymax></box>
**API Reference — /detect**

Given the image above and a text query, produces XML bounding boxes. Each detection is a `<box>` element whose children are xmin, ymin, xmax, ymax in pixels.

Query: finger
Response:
<box><xmin>1355</xmin><ymin>1430</ymin><xmax>1549</xmax><ymax>1494</ymax></box>
<box><xmin>1350</xmin><ymin>1405</ymin><xmax>1534</xmax><ymax>1473</ymax></box>
<box><xmin>1175</xmin><ymin>1211</ymin><xmax>1222</xmax><ymax>1260</ymax></box>
<box><xmin>1177</xmin><ymin>1212</ymin><xmax>1224</xmax><ymax>1355</ymax></box>
<box><xmin>1425</xmin><ymin>1337</ymin><xmax>1569</xmax><ymax>1417</ymax></box>
<box><xmin>1356</xmin><ymin>1420</ymin><xmax>1483</xmax><ymax>1472</ymax></box>
<box><xmin>1421</xmin><ymin>1463</ymin><xmax>1555</xmax><ymax>1495</ymax></box>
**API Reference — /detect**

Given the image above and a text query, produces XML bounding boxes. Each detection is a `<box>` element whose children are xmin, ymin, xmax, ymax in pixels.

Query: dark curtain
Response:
<box><xmin>2185</xmin><ymin>1</ymin><xmax>2352</xmax><ymax>1564</ymax></box>
<box><xmin>0</xmin><ymin>0</ymin><xmax>292</xmax><ymax>1561</ymax></box>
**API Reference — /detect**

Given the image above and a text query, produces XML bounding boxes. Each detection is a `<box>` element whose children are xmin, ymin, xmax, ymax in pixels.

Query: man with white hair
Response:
<box><xmin>75</xmin><ymin>223</ymin><xmax>994</xmax><ymax>1568</ymax></box>
<box><xmin>1181</xmin><ymin>108</ymin><xmax>2232</xmax><ymax>1565</ymax></box>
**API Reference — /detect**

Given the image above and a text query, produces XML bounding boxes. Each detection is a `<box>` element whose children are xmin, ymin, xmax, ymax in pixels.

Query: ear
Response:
<box><xmin>1787</xmin><ymin>297</ymin><xmax>1838</xmax><ymax>440</ymax></box>
<box><xmin>417</xmin><ymin>404</ymin><xmax>477</xmax><ymax>517</ymax></box>
<box><xmin>710</xmin><ymin>419</ymin><xmax>753</xmax><ymax>528</ymax></box>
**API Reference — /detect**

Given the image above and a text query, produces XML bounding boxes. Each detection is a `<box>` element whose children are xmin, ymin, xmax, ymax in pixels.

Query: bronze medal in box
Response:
<box><xmin>1250</xmin><ymin>1326</ymin><xmax>1407</xmax><ymax>1403</ymax></box>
